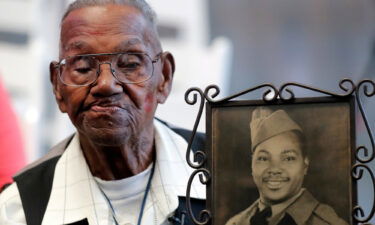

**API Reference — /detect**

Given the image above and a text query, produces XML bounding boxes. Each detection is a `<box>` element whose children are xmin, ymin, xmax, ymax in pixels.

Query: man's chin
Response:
<box><xmin>260</xmin><ymin>189</ymin><xmax>293</xmax><ymax>205</ymax></box>
<box><xmin>80</xmin><ymin>127</ymin><xmax>133</xmax><ymax>147</ymax></box>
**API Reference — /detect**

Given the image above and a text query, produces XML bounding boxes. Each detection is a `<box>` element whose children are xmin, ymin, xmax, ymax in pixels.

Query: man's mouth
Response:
<box><xmin>263</xmin><ymin>178</ymin><xmax>289</xmax><ymax>189</ymax></box>
<box><xmin>85</xmin><ymin>99</ymin><xmax>126</xmax><ymax>113</ymax></box>
<box><xmin>90</xmin><ymin>105</ymin><xmax>123</xmax><ymax>112</ymax></box>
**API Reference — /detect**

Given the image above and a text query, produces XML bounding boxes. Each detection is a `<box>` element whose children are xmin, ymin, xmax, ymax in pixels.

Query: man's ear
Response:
<box><xmin>156</xmin><ymin>51</ymin><xmax>175</xmax><ymax>104</ymax></box>
<box><xmin>50</xmin><ymin>61</ymin><xmax>67</xmax><ymax>112</ymax></box>
<box><xmin>303</xmin><ymin>157</ymin><xmax>309</xmax><ymax>175</ymax></box>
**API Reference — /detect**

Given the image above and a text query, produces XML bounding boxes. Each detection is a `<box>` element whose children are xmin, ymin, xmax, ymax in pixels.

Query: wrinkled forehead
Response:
<box><xmin>60</xmin><ymin>5</ymin><xmax>155</xmax><ymax>54</ymax></box>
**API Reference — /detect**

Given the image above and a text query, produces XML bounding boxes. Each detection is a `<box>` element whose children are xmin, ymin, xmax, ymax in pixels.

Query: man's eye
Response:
<box><xmin>75</xmin><ymin>67</ymin><xmax>92</xmax><ymax>74</ymax></box>
<box><xmin>118</xmin><ymin>62</ymin><xmax>141</xmax><ymax>70</ymax></box>
<box><xmin>257</xmin><ymin>156</ymin><xmax>268</xmax><ymax>161</ymax></box>
<box><xmin>284</xmin><ymin>156</ymin><xmax>296</xmax><ymax>161</ymax></box>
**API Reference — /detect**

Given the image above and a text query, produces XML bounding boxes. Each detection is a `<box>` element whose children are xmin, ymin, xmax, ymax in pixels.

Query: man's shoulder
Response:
<box><xmin>303</xmin><ymin>190</ymin><xmax>349</xmax><ymax>225</ymax></box>
<box><xmin>4</xmin><ymin>135</ymin><xmax>76</xmax><ymax>225</ymax></box>
<box><xmin>14</xmin><ymin>135</ymin><xmax>73</xmax><ymax>177</ymax></box>
<box><xmin>312</xmin><ymin>203</ymin><xmax>349</xmax><ymax>225</ymax></box>
<box><xmin>286</xmin><ymin>190</ymin><xmax>349</xmax><ymax>225</ymax></box>
<box><xmin>225</xmin><ymin>202</ymin><xmax>257</xmax><ymax>225</ymax></box>
<box><xmin>0</xmin><ymin>135</ymin><xmax>73</xmax><ymax>194</ymax></box>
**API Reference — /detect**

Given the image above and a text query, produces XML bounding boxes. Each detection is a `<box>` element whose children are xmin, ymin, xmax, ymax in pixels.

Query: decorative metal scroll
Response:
<box><xmin>184</xmin><ymin>79</ymin><xmax>374</xmax><ymax>224</ymax></box>
<box><xmin>352</xmin><ymin>80</ymin><xmax>375</xmax><ymax>223</ymax></box>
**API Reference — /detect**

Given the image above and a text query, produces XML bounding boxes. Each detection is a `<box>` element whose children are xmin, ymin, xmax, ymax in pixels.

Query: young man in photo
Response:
<box><xmin>225</xmin><ymin>108</ymin><xmax>348</xmax><ymax>225</ymax></box>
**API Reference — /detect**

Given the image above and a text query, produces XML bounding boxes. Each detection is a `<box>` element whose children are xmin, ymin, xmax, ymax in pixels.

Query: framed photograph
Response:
<box><xmin>206</xmin><ymin>97</ymin><xmax>355</xmax><ymax>225</ymax></box>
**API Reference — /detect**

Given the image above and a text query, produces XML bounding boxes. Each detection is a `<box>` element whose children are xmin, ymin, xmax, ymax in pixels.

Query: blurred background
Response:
<box><xmin>0</xmin><ymin>0</ymin><xmax>375</xmax><ymax>222</ymax></box>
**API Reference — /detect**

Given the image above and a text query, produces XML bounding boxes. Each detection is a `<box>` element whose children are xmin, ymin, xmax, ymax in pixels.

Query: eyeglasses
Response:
<box><xmin>56</xmin><ymin>52</ymin><xmax>162</xmax><ymax>86</ymax></box>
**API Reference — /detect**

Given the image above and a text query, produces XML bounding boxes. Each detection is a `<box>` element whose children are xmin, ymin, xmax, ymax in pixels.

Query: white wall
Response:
<box><xmin>0</xmin><ymin>0</ymin><xmax>42</xmax><ymax>162</ymax></box>
<box><xmin>148</xmin><ymin>0</ymin><xmax>232</xmax><ymax>131</ymax></box>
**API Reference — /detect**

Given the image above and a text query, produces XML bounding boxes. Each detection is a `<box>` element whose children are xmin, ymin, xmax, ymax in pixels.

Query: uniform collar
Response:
<box><xmin>255</xmin><ymin>189</ymin><xmax>317</xmax><ymax>225</ymax></box>
<box><xmin>283</xmin><ymin>190</ymin><xmax>319</xmax><ymax>225</ymax></box>
<box><xmin>258</xmin><ymin>188</ymin><xmax>305</xmax><ymax>218</ymax></box>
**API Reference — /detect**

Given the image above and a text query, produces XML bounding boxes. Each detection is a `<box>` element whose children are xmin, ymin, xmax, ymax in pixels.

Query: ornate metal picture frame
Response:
<box><xmin>183</xmin><ymin>79</ymin><xmax>375</xmax><ymax>225</ymax></box>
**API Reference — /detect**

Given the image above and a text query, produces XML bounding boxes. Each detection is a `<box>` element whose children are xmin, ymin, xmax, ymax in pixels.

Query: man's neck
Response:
<box><xmin>78</xmin><ymin>129</ymin><xmax>155</xmax><ymax>181</ymax></box>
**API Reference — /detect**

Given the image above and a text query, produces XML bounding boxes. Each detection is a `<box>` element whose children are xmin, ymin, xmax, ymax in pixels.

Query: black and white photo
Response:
<box><xmin>206</xmin><ymin>98</ymin><xmax>354</xmax><ymax>225</ymax></box>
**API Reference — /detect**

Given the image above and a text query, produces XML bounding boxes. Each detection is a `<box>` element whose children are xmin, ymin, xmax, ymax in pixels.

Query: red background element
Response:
<box><xmin>0</xmin><ymin>77</ymin><xmax>26</xmax><ymax>188</ymax></box>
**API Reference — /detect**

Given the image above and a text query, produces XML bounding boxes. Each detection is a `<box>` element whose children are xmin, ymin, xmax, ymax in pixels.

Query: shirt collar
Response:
<box><xmin>283</xmin><ymin>190</ymin><xmax>319</xmax><ymax>225</ymax></box>
<box><xmin>42</xmin><ymin>119</ymin><xmax>205</xmax><ymax>225</ymax></box>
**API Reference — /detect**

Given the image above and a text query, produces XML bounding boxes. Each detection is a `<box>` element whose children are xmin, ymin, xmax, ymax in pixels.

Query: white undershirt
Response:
<box><xmin>94</xmin><ymin>164</ymin><xmax>153</xmax><ymax>225</ymax></box>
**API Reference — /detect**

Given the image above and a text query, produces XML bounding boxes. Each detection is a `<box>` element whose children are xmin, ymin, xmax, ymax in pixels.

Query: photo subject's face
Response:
<box><xmin>251</xmin><ymin>131</ymin><xmax>308</xmax><ymax>205</ymax></box>
<box><xmin>56</xmin><ymin>5</ymin><xmax>162</xmax><ymax>146</ymax></box>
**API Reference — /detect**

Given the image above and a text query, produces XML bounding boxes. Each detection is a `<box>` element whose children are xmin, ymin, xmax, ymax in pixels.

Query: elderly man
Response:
<box><xmin>226</xmin><ymin>108</ymin><xmax>348</xmax><ymax>225</ymax></box>
<box><xmin>0</xmin><ymin>0</ymin><xmax>205</xmax><ymax>224</ymax></box>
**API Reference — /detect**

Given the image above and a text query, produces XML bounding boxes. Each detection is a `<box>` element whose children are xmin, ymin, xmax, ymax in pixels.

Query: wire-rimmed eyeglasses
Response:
<box><xmin>56</xmin><ymin>52</ymin><xmax>162</xmax><ymax>86</ymax></box>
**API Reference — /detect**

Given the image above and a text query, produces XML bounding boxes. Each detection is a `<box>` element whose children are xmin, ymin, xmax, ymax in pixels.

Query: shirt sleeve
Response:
<box><xmin>0</xmin><ymin>78</ymin><xmax>26</xmax><ymax>187</ymax></box>
<box><xmin>0</xmin><ymin>183</ymin><xmax>26</xmax><ymax>224</ymax></box>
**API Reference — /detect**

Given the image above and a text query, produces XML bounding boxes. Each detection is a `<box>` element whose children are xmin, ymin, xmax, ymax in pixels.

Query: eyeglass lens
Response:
<box><xmin>59</xmin><ymin>53</ymin><xmax>154</xmax><ymax>85</ymax></box>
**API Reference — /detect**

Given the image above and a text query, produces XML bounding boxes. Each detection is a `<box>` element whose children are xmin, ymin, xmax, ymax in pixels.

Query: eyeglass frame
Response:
<box><xmin>55</xmin><ymin>51</ymin><xmax>163</xmax><ymax>87</ymax></box>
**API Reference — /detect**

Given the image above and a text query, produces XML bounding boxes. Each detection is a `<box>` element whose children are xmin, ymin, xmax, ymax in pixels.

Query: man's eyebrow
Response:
<box><xmin>281</xmin><ymin>149</ymin><xmax>298</xmax><ymax>154</ymax></box>
<box><xmin>63</xmin><ymin>41</ymin><xmax>90</xmax><ymax>52</ymax></box>
<box><xmin>114</xmin><ymin>38</ymin><xmax>143</xmax><ymax>52</ymax></box>
<box><xmin>256</xmin><ymin>149</ymin><xmax>270</xmax><ymax>154</ymax></box>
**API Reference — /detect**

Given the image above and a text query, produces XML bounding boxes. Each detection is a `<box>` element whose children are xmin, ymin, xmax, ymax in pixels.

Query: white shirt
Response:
<box><xmin>94</xmin><ymin>163</ymin><xmax>153</xmax><ymax>225</ymax></box>
<box><xmin>0</xmin><ymin>120</ymin><xmax>205</xmax><ymax>225</ymax></box>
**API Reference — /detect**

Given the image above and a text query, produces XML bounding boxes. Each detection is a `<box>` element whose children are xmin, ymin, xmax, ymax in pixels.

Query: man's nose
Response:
<box><xmin>267</xmin><ymin>160</ymin><xmax>282</xmax><ymax>175</ymax></box>
<box><xmin>90</xmin><ymin>63</ymin><xmax>123</xmax><ymax>96</ymax></box>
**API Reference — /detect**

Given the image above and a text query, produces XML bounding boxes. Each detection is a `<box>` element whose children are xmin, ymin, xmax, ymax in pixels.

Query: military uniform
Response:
<box><xmin>225</xmin><ymin>190</ymin><xmax>349</xmax><ymax>225</ymax></box>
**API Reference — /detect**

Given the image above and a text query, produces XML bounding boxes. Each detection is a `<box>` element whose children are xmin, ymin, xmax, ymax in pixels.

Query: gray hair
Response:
<box><xmin>62</xmin><ymin>0</ymin><xmax>157</xmax><ymax>29</ymax></box>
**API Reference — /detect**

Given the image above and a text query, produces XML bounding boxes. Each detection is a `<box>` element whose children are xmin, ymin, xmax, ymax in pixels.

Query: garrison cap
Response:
<box><xmin>250</xmin><ymin>108</ymin><xmax>303</xmax><ymax>151</ymax></box>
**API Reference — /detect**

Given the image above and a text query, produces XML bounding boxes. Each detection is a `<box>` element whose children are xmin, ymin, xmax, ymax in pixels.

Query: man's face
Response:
<box><xmin>51</xmin><ymin>5</ymin><xmax>173</xmax><ymax>146</ymax></box>
<box><xmin>251</xmin><ymin>131</ymin><xmax>309</xmax><ymax>205</ymax></box>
